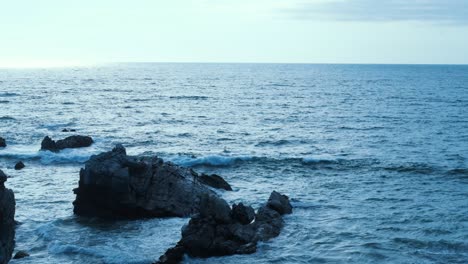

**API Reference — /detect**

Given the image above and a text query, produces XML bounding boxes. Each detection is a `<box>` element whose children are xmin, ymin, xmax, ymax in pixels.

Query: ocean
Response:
<box><xmin>0</xmin><ymin>63</ymin><xmax>467</xmax><ymax>263</ymax></box>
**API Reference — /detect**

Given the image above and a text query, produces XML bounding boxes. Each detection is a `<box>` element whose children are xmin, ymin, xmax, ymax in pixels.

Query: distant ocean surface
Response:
<box><xmin>1</xmin><ymin>63</ymin><xmax>467</xmax><ymax>264</ymax></box>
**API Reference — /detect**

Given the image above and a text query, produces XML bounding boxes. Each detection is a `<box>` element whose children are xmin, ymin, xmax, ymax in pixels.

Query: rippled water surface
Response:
<box><xmin>1</xmin><ymin>63</ymin><xmax>468</xmax><ymax>263</ymax></box>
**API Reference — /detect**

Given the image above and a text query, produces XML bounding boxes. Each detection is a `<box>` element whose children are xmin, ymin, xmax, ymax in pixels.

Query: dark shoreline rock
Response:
<box><xmin>155</xmin><ymin>191</ymin><xmax>293</xmax><ymax>264</ymax></box>
<box><xmin>73</xmin><ymin>145</ymin><xmax>231</xmax><ymax>219</ymax></box>
<box><xmin>0</xmin><ymin>137</ymin><xmax>5</xmax><ymax>148</ymax></box>
<box><xmin>0</xmin><ymin>169</ymin><xmax>15</xmax><ymax>264</ymax></box>
<box><xmin>14</xmin><ymin>161</ymin><xmax>25</xmax><ymax>170</ymax></box>
<box><xmin>40</xmin><ymin>135</ymin><xmax>93</xmax><ymax>152</ymax></box>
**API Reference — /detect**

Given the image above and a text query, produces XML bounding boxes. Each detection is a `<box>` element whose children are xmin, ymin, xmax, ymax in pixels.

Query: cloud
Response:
<box><xmin>284</xmin><ymin>0</ymin><xmax>468</xmax><ymax>24</ymax></box>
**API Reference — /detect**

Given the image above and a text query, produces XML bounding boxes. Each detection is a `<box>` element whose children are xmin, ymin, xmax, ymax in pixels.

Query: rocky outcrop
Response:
<box><xmin>14</xmin><ymin>162</ymin><xmax>24</xmax><ymax>171</ymax></box>
<box><xmin>73</xmin><ymin>145</ymin><xmax>231</xmax><ymax>219</ymax></box>
<box><xmin>0</xmin><ymin>169</ymin><xmax>15</xmax><ymax>264</ymax></box>
<box><xmin>41</xmin><ymin>135</ymin><xmax>93</xmax><ymax>152</ymax></box>
<box><xmin>0</xmin><ymin>138</ymin><xmax>5</xmax><ymax>148</ymax></box>
<box><xmin>155</xmin><ymin>191</ymin><xmax>292</xmax><ymax>263</ymax></box>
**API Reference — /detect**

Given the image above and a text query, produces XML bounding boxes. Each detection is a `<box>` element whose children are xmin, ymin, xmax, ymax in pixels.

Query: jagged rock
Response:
<box><xmin>198</xmin><ymin>174</ymin><xmax>232</xmax><ymax>191</ymax></box>
<box><xmin>0</xmin><ymin>169</ymin><xmax>15</xmax><ymax>264</ymax></box>
<box><xmin>155</xmin><ymin>191</ymin><xmax>292</xmax><ymax>264</ymax></box>
<box><xmin>231</xmin><ymin>203</ymin><xmax>255</xmax><ymax>225</ymax></box>
<box><xmin>14</xmin><ymin>161</ymin><xmax>25</xmax><ymax>170</ymax></box>
<box><xmin>13</xmin><ymin>250</ymin><xmax>29</xmax><ymax>259</ymax></box>
<box><xmin>73</xmin><ymin>145</ymin><xmax>229</xmax><ymax>219</ymax></box>
<box><xmin>267</xmin><ymin>191</ymin><xmax>292</xmax><ymax>215</ymax></box>
<box><xmin>40</xmin><ymin>135</ymin><xmax>93</xmax><ymax>152</ymax></box>
<box><xmin>0</xmin><ymin>137</ymin><xmax>5</xmax><ymax>148</ymax></box>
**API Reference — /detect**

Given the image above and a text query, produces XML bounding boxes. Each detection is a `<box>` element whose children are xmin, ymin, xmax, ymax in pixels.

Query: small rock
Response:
<box><xmin>62</xmin><ymin>128</ymin><xmax>77</xmax><ymax>132</ymax></box>
<box><xmin>13</xmin><ymin>250</ymin><xmax>29</xmax><ymax>259</ymax></box>
<box><xmin>41</xmin><ymin>135</ymin><xmax>93</xmax><ymax>152</ymax></box>
<box><xmin>267</xmin><ymin>191</ymin><xmax>292</xmax><ymax>215</ymax></box>
<box><xmin>0</xmin><ymin>137</ymin><xmax>6</xmax><ymax>147</ymax></box>
<box><xmin>14</xmin><ymin>161</ymin><xmax>25</xmax><ymax>170</ymax></box>
<box><xmin>198</xmin><ymin>174</ymin><xmax>232</xmax><ymax>191</ymax></box>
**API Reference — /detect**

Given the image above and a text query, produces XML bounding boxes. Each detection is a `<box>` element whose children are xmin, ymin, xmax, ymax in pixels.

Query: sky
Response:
<box><xmin>0</xmin><ymin>0</ymin><xmax>468</xmax><ymax>66</ymax></box>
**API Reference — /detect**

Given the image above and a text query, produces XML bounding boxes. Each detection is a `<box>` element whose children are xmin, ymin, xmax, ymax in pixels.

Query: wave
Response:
<box><xmin>0</xmin><ymin>92</ymin><xmax>19</xmax><ymax>97</ymax></box>
<box><xmin>168</xmin><ymin>95</ymin><xmax>209</xmax><ymax>100</ymax></box>
<box><xmin>255</xmin><ymin>139</ymin><xmax>292</xmax><ymax>147</ymax></box>
<box><xmin>171</xmin><ymin>154</ymin><xmax>254</xmax><ymax>167</ymax></box>
<box><xmin>48</xmin><ymin>241</ymin><xmax>151</xmax><ymax>264</ymax></box>
<box><xmin>383</xmin><ymin>163</ymin><xmax>437</xmax><ymax>174</ymax></box>
<box><xmin>0</xmin><ymin>116</ymin><xmax>15</xmax><ymax>120</ymax></box>
<box><xmin>0</xmin><ymin>145</ymin><xmax>98</xmax><ymax>164</ymax></box>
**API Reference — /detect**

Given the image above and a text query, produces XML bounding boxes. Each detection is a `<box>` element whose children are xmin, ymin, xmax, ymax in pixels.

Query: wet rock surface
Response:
<box><xmin>14</xmin><ymin>161</ymin><xmax>25</xmax><ymax>171</ymax></box>
<box><xmin>40</xmin><ymin>135</ymin><xmax>93</xmax><ymax>152</ymax></box>
<box><xmin>73</xmin><ymin>145</ymin><xmax>230</xmax><ymax>219</ymax></box>
<box><xmin>13</xmin><ymin>250</ymin><xmax>29</xmax><ymax>259</ymax></box>
<box><xmin>0</xmin><ymin>138</ymin><xmax>5</xmax><ymax>148</ymax></box>
<box><xmin>0</xmin><ymin>169</ymin><xmax>15</xmax><ymax>264</ymax></box>
<box><xmin>198</xmin><ymin>173</ymin><xmax>232</xmax><ymax>191</ymax></box>
<box><xmin>155</xmin><ymin>191</ymin><xmax>292</xmax><ymax>264</ymax></box>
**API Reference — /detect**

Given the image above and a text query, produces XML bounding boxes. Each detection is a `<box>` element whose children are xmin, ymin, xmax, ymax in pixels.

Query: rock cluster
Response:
<box><xmin>155</xmin><ymin>191</ymin><xmax>292</xmax><ymax>263</ymax></box>
<box><xmin>41</xmin><ymin>135</ymin><xmax>93</xmax><ymax>152</ymax></box>
<box><xmin>0</xmin><ymin>169</ymin><xmax>15</xmax><ymax>264</ymax></box>
<box><xmin>73</xmin><ymin>145</ymin><xmax>230</xmax><ymax>219</ymax></box>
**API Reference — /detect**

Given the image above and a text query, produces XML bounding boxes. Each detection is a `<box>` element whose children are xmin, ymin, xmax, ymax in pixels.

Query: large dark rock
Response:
<box><xmin>198</xmin><ymin>173</ymin><xmax>232</xmax><ymax>191</ymax></box>
<box><xmin>40</xmin><ymin>135</ymin><xmax>93</xmax><ymax>152</ymax></box>
<box><xmin>0</xmin><ymin>169</ymin><xmax>15</xmax><ymax>264</ymax></box>
<box><xmin>0</xmin><ymin>137</ymin><xmax>5</xmax><ymax>148</ymax></box>
<box><xmin>73</xmin><ymin>145</ymin><xmax>230</xmax><ymax>219</ymax></box>
<box><xmin>155</xmin><ymin>191</ymin><xmax>292</xmax><ymax>264</ymax></box>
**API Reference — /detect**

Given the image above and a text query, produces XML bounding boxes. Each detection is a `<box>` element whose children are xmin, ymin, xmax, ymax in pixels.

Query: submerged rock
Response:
<box><xmin>61</xmin><ymin>128</ymin><xmax>77</xmax><ymax>132</ymax></box>
<box><xmin>40</xmin><ymin>135</ymin><xmax>93</xmax><ymax>152</ymax></box>
<box><xmin>73</xmin><ymin>145</ymin><xmax>230</xmax><ymax>218</ymax></box>
<box><xmin>0</xmin><ymin>169</ymin><xmax>15</xmax><ymax>264</ymax></box>
<box><xmin>13</xmin><ymin>251</ymin><xmax>29</xmax><ymax>259</ymax></box>
<box><xmin>155</xmin><ymin>191</ymin><xmax>292</xmax><ymax>264</ymax></box>
<box><xmin>0</xmin><ymin>137</ymin><xmax>5</xmax><ymax>148</ymax></box>
<box><xmin>14</xmin><ymin>161</ymin><xmax>25</xmax><ymax>170</ymax></box>
<box><xmin>198</xmin><ymin>173</ymin><xmax>232</xmax><ymax>191</ymax></box>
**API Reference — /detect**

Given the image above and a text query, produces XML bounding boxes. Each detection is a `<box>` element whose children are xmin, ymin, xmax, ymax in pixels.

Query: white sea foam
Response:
<box><xmin>170</xmin><ymin>154</ymin><xmax>254</xmax><ymax>167</ymax></box>
<box><xmin>0</xmin><ymin>144</ymin><xmax>101</xmax><ymax>164</ymax></box>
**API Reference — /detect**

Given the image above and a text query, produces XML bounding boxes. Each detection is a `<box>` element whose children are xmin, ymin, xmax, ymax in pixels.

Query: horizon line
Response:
<box><xmin>1</xmin><ymin>61</ymin><xmax>468</xmax><ymax>69</ymax></box>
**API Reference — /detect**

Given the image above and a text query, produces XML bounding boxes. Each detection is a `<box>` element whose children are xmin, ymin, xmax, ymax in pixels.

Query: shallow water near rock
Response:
<box><xmin>1</xmin><ymin>63</ymin><xmax>468</xmax><ymax>263</ymax></box>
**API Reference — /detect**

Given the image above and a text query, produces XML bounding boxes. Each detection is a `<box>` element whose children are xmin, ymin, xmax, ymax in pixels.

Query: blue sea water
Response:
<box><xmin>0</xmin><ymin>63</ymin><xmax>467</xmax><ymax>263</ymax></box>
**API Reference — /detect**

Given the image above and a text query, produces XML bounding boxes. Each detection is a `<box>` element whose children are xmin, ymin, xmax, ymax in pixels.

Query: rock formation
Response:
<box><xmin>73</xmin><ymin>145</ymin><xmax>230</xmax><ymax>219</ymax></box>
<box><xmin>14</xmin><ymin>162</ymin><xmax>25</xmax><ymax>171</ymax></box>
<box><xmin>40</xmin><ymin>135</ymin><xmax>93</xmax><ymax>152</ymax></box>
<box><xmin>0</xmin><ymin>169</ymin><xmax>15</xmax><ymax>264</ymax></box>
<box><xmin>155</xmin><ymin>191</ymin><xmax>292</xmax><ymax>263</ymax></box>
<box><xmin>0</xmin><ymin>138</ymin><xmax>5</xmax><ymax>148</ymax></box>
